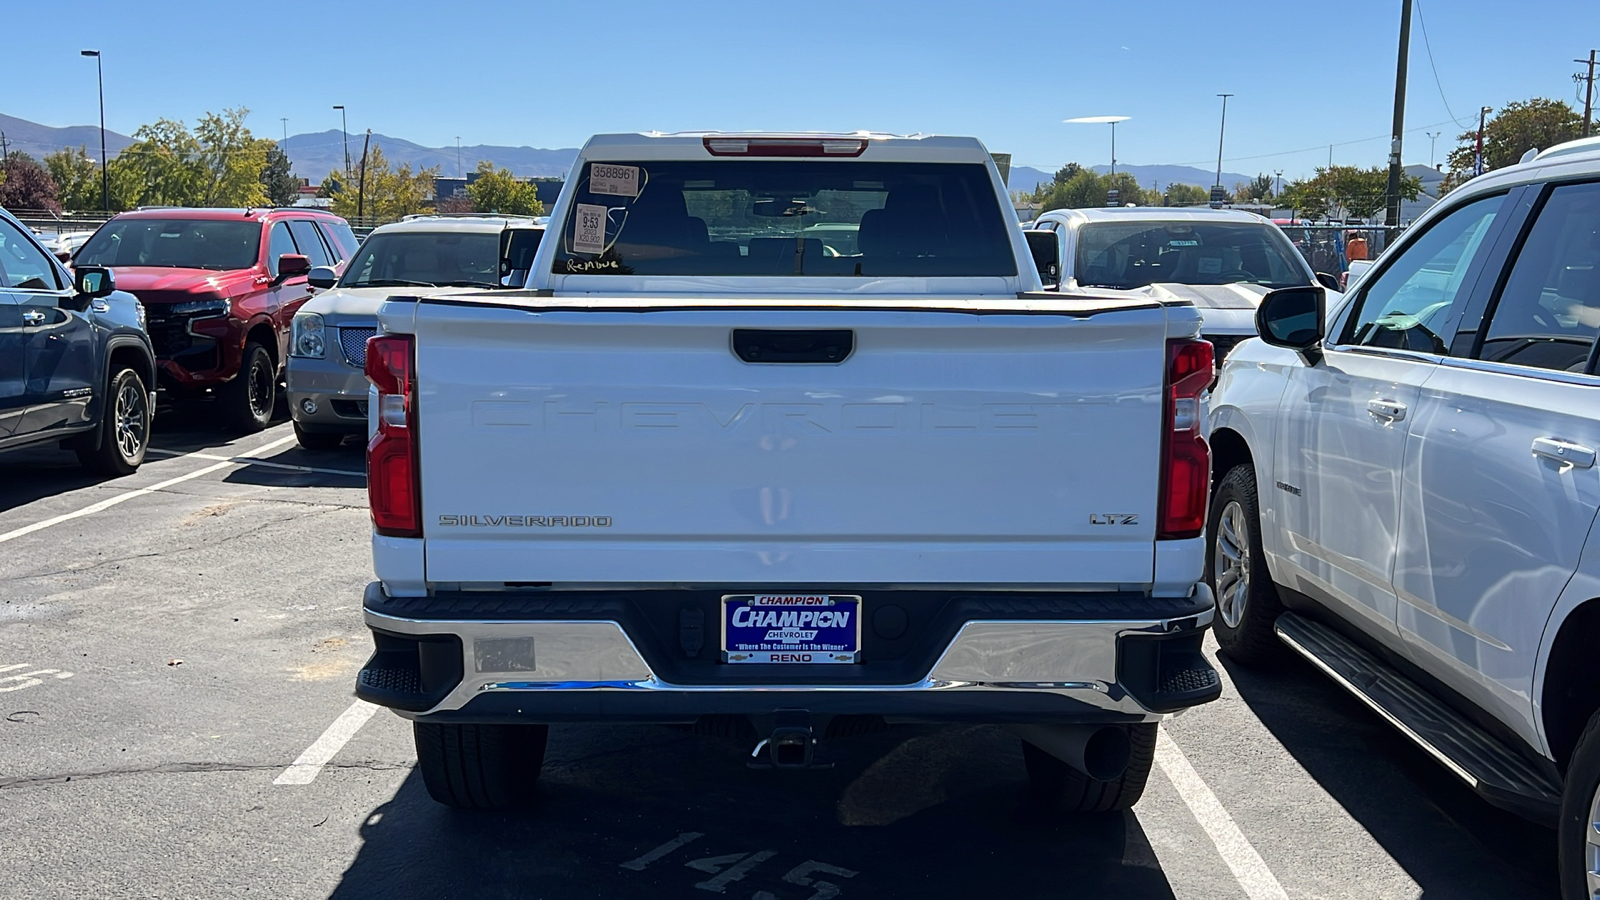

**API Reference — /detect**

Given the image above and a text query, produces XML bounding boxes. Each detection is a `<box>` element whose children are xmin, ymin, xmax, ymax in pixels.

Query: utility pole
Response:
<box><xmin>333</xmin><ymin>105</ymin><xmax>349</xmax><ymax>177</ymax></box>
<box><xmin>1214</xmin><ymin>93</ymin><xmax>1233</xmax><ymax>189</ymax></box>
<box><xmin>357</xmin><ymin>129</ymin><xmax>372</xmax><ymax>220</ymax></box>
<box><xmin>1475</xmin><ymin>105</ymin><xmax>1492</xmax><ymax>176</ymax></box>
<box><xmin>0</xmin><ymin>131</ymin><xmax>9</xmax><ymax>168</ymax></box>
<box><xmin>456</xmin><ymin>136</ymin><xmax>462</xmax><ymax>178</ymax></box>
<box><xmin>1426</xmin><ymin>131</ymin><xmax>1440</xmax><ymax>167</ymax></box>
<box><xmin>1384</xmin><ymin>0</ymin><xmax>1413</xmax><ymax>229</ymax></box>
<box><xmin>1578</xmin><ymin>50</ymin><xmax>1597</xmax><ymax>137</ymax></box>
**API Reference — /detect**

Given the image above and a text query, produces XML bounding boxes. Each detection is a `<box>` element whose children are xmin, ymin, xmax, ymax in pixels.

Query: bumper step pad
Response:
<box><xmin>1274</xmin><ymin>612</ymin><xmax>1561</xmax><ymax>822</ymax></box>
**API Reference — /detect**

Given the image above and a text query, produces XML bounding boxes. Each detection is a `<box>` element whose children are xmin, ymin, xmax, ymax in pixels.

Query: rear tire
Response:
<box><xmin>77</xmin><ymin>367</ymin><xmax>151</xmax><ymax>477</ymax></box>
<box><xmin>414</xmin><ymin>722</ymin><xmax>548</xmax><ymax>809</ymax></box>
<box><xmin>293</xmin><ymin>422</ymin><xmax>345</xmax><ymax>451</ymax></box>
<box><xmin>222</xmin><ymin>342</ymin><xmax>275</xmax><ymax>433</ymax></box>
<box><xmin>1558</xmin><ymin>710</ymin><xmax>1600</xmax><ymax>900</ymax></box>
<box><xmin>1023</xmin><ymin>723</ymin><xmax>1156</xmax><ymax>813</ymax></box>
<box><xmin>1207</xmin><ymin>464</ymin><xmax>1285</xmax><ymax>667</ymax></box>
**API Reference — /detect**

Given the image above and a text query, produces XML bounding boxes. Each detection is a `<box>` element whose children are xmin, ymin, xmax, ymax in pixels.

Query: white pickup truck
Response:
<box><xmin>353</xmin><ymin>132</ymin><xmax>1222</xmax><ymax>812</ymax></box>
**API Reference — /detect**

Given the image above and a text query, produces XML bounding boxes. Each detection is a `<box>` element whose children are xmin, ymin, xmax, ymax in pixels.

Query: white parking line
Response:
<box><xmin>1156</xmin><ymin>727</ymin><xmax>1289</xmax><ymax>900</ymax></box>
<box><xmin>146</xmin><ymin>447</ymin><xmax>364</xmax><ymax>478</ymax></box>
<box><xmin>0</xmin><ymin>433</ymin><xmax>298</xmax><ymax>546</ymax></box>
<box><xmin>273</xmin><ymin>700</ymin><xmax>379</xmax><ymax>786</ymax></box>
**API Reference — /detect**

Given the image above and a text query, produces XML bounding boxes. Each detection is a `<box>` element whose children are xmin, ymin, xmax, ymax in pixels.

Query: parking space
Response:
<box><xmin>0</xmin><ymin>416</ymin><xmax>1560</xmax><ymax>898</ymax></box>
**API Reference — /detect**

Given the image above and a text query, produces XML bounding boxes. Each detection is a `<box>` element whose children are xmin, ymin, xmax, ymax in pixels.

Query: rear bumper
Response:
<box><xmin>356</xmin><ymin>582</ymin><xmax>1220</xmax><ymax>724</ymax></box>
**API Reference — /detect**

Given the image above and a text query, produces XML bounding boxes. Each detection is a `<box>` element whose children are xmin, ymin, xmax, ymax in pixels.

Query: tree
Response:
<box><xmin>328</xmin><ymin>143</ymin><xmax>437</xmax><ymax>221</ymax></box>
<box><xmin>260</xmin><ymin>146</ymin><xmax>298</xmax><ymax>206</ymax></box>
<box><xmin>1164</xmin><ymin>183</ymin><xmax>1210</xmax><ymax>206</ymax></box>
<box><xmin>193</xmin><ymin>108</ymin><xmax>269</xmax><ymax>207</ymax></box>
<box><xmin>1235</xmin><ymin>173</ymin><xmax>1275</xmax><ymax>202</ymax></box>
<box><xmin>0</xmin><ymin>153</ymin><xmax>61</xmax><ymax>211</ymax></box>
<box><xmin>44</xmin><ymin>146</ymin><xmax>102</xmax><ymax>211</ymax></box>
<box><xmin>435</xmin><ymin>192</ymin><xmax>476</xmax><ymax>214</ymax></box>
<box><xmin>1278</xmin><ymin>165</ymin><xmax>1421</xmax><ymax>221</ymax></box>
<box><xmin>110</xmin><ymin>117</ymin><xmax>205</xmax><ymax>207</ymax></box>
<box><xmin>1442</xmin><ymin>98</ymin><xmax>1582</xmax><ymax>191</ymax></box>
<box><xmin>466</xmin><ymin>161</ymin><xmax>544</xmax><ymax>215</ymax></box>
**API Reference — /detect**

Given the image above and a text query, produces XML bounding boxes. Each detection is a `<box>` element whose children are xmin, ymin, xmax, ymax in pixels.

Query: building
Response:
<box><xmin>432</xmin><ymin>174</ymin><xmax>563</xmax><ymax>207</ymax></box>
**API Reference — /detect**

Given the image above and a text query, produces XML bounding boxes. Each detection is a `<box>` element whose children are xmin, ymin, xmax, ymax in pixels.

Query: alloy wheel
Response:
<box><xmin>114</xmin><ymin>381</ymin><xmax>147</xmax><ymax>462</ymax></box>
<box><xmin>1587</xmin><ymin>776</ymin><xmax>1600</xmax><ymax>898</ymax></box>
<box><xmin>1214</xmin><ymin>499</ymin><xmax>1251</xmax><ymax>628</ymax></box>
<box><xmin>248</xmin><ymin>357</ymin><xmax>273</xmax><ymax>419</ymax></box>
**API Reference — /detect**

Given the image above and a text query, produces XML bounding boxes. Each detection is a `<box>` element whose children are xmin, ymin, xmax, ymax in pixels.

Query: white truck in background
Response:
<box><xmin>352</xmin><ymin>131</ymin><xmax>1222</xmax><ymax>813</ymax></box>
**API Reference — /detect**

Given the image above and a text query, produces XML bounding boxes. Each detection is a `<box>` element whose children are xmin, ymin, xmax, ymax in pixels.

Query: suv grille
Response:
<box><xmin>339</xmin><ymin>326</ymin><xmax>377</xmax><ymax>367</ymax></box>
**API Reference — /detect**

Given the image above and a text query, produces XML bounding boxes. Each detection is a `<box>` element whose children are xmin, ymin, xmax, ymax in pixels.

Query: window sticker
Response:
<box><xmin>590</xmin><ymin>164</ymin><xmax>641</xmax><ymax>198</ymax></box>
<box><xmin>573</xmin><ymin>203</ymin><xmax>608</xmax><ymax>255</ymax></box>
<box><xmin>1168</xmin><ymin>239</ymin><xmax>1199</xmax><ymax>247</ymax></box>
<box><xmin>1197</xmin><ymin>256</ymin><xmax>1223</xmax><ymax>274</ymax></box>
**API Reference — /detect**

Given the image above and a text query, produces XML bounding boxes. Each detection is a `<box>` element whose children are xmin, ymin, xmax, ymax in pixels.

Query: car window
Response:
<box><xmin>1478</xmin><ymin>182</ymin><xmax>1600</xmax><ymax>373</ymax></box>
<box><xmin>0</xmin><ymin>218</ymin><xmax>61</xmax><ymax>290</ymax></box>
<box><xmin>268</xmin><ymin>222</ymin><xmax>298</xmax><ymax>276</ymax></box>
<box><xmin>337</xmin><ymin>231</ymin><xmax>502</xmax><ymax>288</ymax></box>
<box><xmin>318</xmin><ymin>220</ymin><xmax>359</xmax><ymax>262</ymax></box>
<box><xmin>288</xmin><ymin>219</ymin><xmax>332</xmax><ymax>269</ymax></box>
<box><xmin>75</xmin><ymin>218</ymin><xmax>262</xmax><ymax>270</ymax></box>
<box><xmin>1341</xmin><ymin>194</ymin><xmax>1503</xmax><ymax>354</ymax></box>
<box><xmin>1073</xmin><ymin>220</ymin><xmax>1309</xmax><ymax>290</ymax></box>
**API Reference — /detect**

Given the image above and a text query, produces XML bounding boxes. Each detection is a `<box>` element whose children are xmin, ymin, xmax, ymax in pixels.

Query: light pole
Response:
<box><xmin>333</xmin><ymin>105</ymin><xmax>348</xmax><ymax>177</ymax></box>
<box><xmin>1425</xmin><ymin>131</ymin><xmax>1440</xmax><ymax>168</ymax></box>
<box><xmin>80</xmin><ymin>50</ymin><xmax>107</xmax><ymax>211</ymax></box>
<box><xmin>1475</xmin><ymin>106</ymin><xmax>1492</xmax><ymax>176</ymax></box>
<box><xmin>1064</xmin><ymin>115</ymin><xmax>1131</xmax><ymax>181</ymax></box>
<box><xmin>1214</xmin><ymin>93</ymin><xmax>1234</xmax><ymax>192</ymax></box>
<box><xmin>1274</xmin><ymin>169</ymin><xmax>1284</xmax><ymax>197</ymax></box>
<box><xmin>456</xmin><ymin>136</ymin><xmax>462</xmax><ymax>179</ymax></box>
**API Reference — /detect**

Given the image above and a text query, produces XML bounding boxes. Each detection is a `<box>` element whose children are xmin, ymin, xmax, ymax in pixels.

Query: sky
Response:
<box><xmin>5</xmin><ymin>0</ymin><xmax>1598</xmax><ymax>181</ymax></box>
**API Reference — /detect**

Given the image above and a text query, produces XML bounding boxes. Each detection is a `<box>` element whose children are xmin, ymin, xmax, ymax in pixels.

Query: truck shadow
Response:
<box><xmin>326</xmin><ymin>725</ymin><xmax>1177</xmax><ymax>900</ymax></box>
<box><xmin>1216</xmin><ymin>650</ymin><xmax>1559</xmax><ymax>898</ymax></box>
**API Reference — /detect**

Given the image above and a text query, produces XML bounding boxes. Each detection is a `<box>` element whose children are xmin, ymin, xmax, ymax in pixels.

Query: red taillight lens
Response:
<box><xmin>365</xmin><ymin>334</ymin><xmax>420</xmax><ymax>538</ymax></box>
<box><xmin>702</xmin><ymin>136</ymin><xmax>868</xmax><ymax>157</ymax></box>
<box><xmin>1158</xmin><ymin>339</ymin><xmax>1214</xmax><ymax>540</ymax></box>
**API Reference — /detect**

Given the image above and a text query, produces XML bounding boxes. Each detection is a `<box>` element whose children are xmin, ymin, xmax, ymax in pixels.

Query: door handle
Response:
<box><xmin>1532</xmin><ymin>437</ymin><xmax>1597</xmax><ymax>469</ymax></box>
<box><xmin>21</xmin><ymin>310</ymin><xmax>46</xmax><ymax>326</ymax></box>
<box><xmin>1367</xmin><ymin>398</ymin><xmax>1407</xmax><ymax>422</ymax></box>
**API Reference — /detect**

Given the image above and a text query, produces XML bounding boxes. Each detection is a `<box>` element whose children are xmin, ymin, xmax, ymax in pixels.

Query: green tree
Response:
<box><xmin>329</xmin><ymin>143</ymin><xmax>437</xmax><ymax>221</ymax></box>
<box><xmin>466</xmin><ymin>160</ymin><xmax>544</xmax><ymax>215</ymax></box>
<box><xmin>1235</xmin><ymin>173</ymin><xmax>1275</xmax><ymax>202</ymax></box>
<box><xmin>1442</xmin><ymin>98</ymin><xmax>1582</xmax><ymax>191</ymax></box>
<box><xmin>44</xmin><ymin>146</ymin><xmax>102</xmax><ymax>211</ymax></box>
<box><xmin>1164</xmin><ymin>183</ymin><xmax>1210</xmax><ymax>206</ymax></box>
<box><xmin>193</xmin><ymin>108</ymin><xmax>269</xmax><ymax>207</ymax></box>
<box><xmin>110</xmin><ymin>117</ymin><xmax>205</xmax><ymax>207</ymax></box>
<box><xmin>0</xmin><ymin>153</ymin><xmax>61</xmax><ymax>211</ymax></box>
<box><xmin>260</xmin><ymin>146</ymin><xmax>298</xmax><ymax>206</ymax></box>
<box><xmin>1278</xmin><ymin>165</ymin><xmax>1421</xmax><ymax>220</ymax></box>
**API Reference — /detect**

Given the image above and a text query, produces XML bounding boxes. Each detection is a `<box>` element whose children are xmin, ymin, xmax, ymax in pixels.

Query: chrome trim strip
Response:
<box><xmin>1438</xmin><ymin>355</ymin><xmax>1600</xmax><ymax>386</ymax></box>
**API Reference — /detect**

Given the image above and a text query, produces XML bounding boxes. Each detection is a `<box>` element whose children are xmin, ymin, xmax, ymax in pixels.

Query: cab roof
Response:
<box><xmin>113</xmin><ymin>207</ymin><xmax>347</xmax><ymax>222</ymax></box>
<box><xmin>1038</xmin><ymin>206</ymin><xmax>1271</xmax><ymax>226</ymax></box>
<box><xmin>372</xmin><ymin>215</ymin><xmax>544</xmax><ymax>236</ymax></box>
<box><xmin>577</xmin><ymin>131</ymin><xmax>996</xmax><ymax>164</ymax></box>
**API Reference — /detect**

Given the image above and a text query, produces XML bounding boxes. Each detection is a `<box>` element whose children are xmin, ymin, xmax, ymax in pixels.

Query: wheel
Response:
<box><xmin>77</xmin><ymin>367</ymin><xmax>151</xmax><ymax>476</ymax></box>
<box><xmin>1559</xmin><ymin>710</ymin><xmax>1600</xmax><ymax>900</ymax></box>
<box><xmin>1022</xmin><ymin>723</ymin><xmax>1156</xmax><ymax>813</ymax></box>
<box><xmin>222</xmin><ymin>342</ymin><xmax>275</xmax><ymax>433</ymax></box>
<box><xmin>413</xmin><ymin>722</ymin><xmax>548</xmax><ymax>809</ymax></box>
<box><xmin>1206</xmin><ymin>464</ymin><xmax>1286</xmax><ymax>666</ymax></box>
<box><xmin>293</xmin><ymin>422</ymin><xmax>345</xmax><ymax>451</ymax></box>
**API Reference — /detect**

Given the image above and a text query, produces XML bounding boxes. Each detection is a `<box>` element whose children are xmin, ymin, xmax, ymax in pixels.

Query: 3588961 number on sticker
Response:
<box><xmin>590</xmin><ymin>164</ymin><xmax>640</xmax><ymax>198</ymax></box>
<box><xmin>573</xmin><ymin>203</ymin><xmax>607</xmax><ymax>255</ymax></box>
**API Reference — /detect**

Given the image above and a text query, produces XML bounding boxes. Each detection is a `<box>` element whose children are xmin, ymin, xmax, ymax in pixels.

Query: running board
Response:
<box><xmin>1274</xmin><ymin>612</ymin><xmax>1561</xmax><ymax>823</ymax></box>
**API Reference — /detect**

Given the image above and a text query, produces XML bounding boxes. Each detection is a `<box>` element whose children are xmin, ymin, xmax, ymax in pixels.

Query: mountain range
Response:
<box><xmin>2</xmin><ymin>112</ymin><xmax>1259</xmax><ymax>192</ymax></box>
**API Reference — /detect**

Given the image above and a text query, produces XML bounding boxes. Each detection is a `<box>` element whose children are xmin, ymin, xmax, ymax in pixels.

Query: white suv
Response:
<box><xmin>1208</xmin><ymin>138</ymin><xmax>1600</xmax><ymax>899</ymax></box>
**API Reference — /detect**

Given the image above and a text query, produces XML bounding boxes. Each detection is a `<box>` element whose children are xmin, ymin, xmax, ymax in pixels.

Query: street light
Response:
<box><xmin>1063</xmin><ymin>115</ymin><xmax>1132</xmax><ymax>179</ymax></box>
<box><xmin>456</xmin><ymin>136</ymin><xmax>462</xmax><ymax>179</ymax></box>
<box><xmin>333</xmin><ymin>105</ymin><xmax>349</xmax><ymax>176</ymax></box>
<box><xmin>80</xmin><ymin>50</ymin><xmax>107</xmax><ymax>211</ymax></box>
<box><xmin>1214</xmin><ymin>93</ymin><xmax>1234</xmax><ymax>194</ymax></box>
<box><xmin>1425</xmin><ymin>131</ymin><xmax>1440</xmax><ymax>168</ymax></box>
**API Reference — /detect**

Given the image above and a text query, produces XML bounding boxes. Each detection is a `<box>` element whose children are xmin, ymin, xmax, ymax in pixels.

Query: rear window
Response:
<box><xmin>552</xmin><ymin>160</ymin><xmax>1016</xmax><ymax>277</ymax></box>
<box><xmin>337</xmin><ymin>231</ymin><xmax>502</xmax><ymax>289</ymax></box>
<box><xmin>1075</xmin><ymin>220</ymin><xmax>1310</xmax><ymax>291</ymax></box>
<box><xmin>76</xmin><ymin>218</ymin><xmax>262</xmax><ymax>270</ymax></box>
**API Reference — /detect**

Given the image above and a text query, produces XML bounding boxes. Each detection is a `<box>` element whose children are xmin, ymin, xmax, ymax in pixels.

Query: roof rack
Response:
<box><xmin>398</xmin><ymin>212</ymin><xmax>543</xmax><ymax>221</ymax></box>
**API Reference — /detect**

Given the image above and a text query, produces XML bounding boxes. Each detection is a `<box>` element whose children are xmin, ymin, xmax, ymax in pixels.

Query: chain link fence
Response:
<box><xmin>1277</xmin><ymin>224</ymin><xmax>1403</xmax><ymax>278</ymax></box>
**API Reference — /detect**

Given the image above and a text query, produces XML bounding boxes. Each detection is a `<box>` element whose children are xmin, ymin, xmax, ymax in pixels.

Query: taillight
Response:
<box><xmin>1157</xmin><ymin>339</ymin><xmax>1214</xmax><ymax>539</ymax></box>
<box><xmin>365</xmin><ymin>334</ymin><xmax>420</xmax><ymax>538</ymax></box>
<box><xmin>702</xmin><ymin>136</ymin><xmax>868</xmax><ymax>157</ymax></box>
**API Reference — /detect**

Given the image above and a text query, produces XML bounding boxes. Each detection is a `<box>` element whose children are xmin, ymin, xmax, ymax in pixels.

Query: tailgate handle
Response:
<box><xmin>732</xmin><ymin>329</ymin><xmax>854</xmax><ymax>364</ymax></box>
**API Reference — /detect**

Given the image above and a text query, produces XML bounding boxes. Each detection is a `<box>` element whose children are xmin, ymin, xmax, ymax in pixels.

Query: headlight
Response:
<box><xmin>292</xmin><ymin>313</ymin><xmax>325</xmax><ymax>359</ymax></box>
<box><xmin>169</xmin><ymin>298</ymin><xmax>230</xmax><ymax>317</ymax></box>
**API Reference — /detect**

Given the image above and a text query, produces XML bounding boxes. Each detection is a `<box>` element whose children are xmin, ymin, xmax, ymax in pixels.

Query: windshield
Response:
<box><xmin>1074</xmin><ymin>220</ymin><xmax>1310</xmax><ymax>291</ymax></box>
<box><xmin>338</xmin><ymin>231</ymin><xmax>503</xmax><ymax>288</ymax></box>
<box><xmin>552</xmin><ymin>160</ymin><xmax>1016</xmax><ymax>277</ymax></box>
<box><xmin>75</xmin><ymin>218</ymin><xmax>262</xmax><ymax>270</ymax></box>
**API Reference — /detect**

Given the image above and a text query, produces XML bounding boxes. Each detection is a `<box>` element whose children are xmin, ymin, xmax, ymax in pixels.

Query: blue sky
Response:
<box><xmin>6</xmin><ymin>0</ymin><xmax>1597</xmax><ymax>179</ymax></box>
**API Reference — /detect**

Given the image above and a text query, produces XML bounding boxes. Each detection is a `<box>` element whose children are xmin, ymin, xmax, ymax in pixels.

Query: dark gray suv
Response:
<box><xmin>0</xmin><ymin>208</ymin><xmax>156</xmax><ymax>475</ymax></box>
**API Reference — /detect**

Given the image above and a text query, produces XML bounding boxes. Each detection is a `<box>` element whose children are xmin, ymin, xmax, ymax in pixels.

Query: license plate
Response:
<box><xmin>721</xmin><ymin>594</ymin><xmax>861</xmax><ymax>664</ymax></box>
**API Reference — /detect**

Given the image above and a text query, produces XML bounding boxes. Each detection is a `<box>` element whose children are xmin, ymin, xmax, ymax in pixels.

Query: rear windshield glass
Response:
<box><xmin>76</xmin><ymin>219</ymin><xmax>261</xmax><ymax>270</ymax></box>
<box><xmin>338</xmin><ymin>232</ymin><xmax>503</xmax><ymax>289</ymax></box>
<box><xmin>552</xmin><ymin>160</ymin><xmax>1016</xmax><ymax>277</ymax></box>
<box><xmin>1075</xmin><ymin>221</ymin><xmax>1309</xmax><ymax>291</ymax></box>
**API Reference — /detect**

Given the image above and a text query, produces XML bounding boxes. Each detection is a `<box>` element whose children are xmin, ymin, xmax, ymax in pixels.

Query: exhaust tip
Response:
<box><xmin>1081</xmin><ymin>726</ymin><xmax>1132</xmax><ymax>781</ymax></box>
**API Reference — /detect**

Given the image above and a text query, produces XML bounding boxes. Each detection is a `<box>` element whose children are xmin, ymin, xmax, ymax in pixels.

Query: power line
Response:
<box><xmin>1162</xmin><ymin>118</ymin><xmax>1460</xmax><ymax>169</ymax></box>
<box><xmin>1414</xmin><ymin>0</ymin><xmax>1473</xmax><ymax>128</ymax></box>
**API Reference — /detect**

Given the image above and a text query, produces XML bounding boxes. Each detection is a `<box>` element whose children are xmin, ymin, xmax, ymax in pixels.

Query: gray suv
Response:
<box><xmin>287</xmin><ymin>215</ymin><xmax>544</xmax><ymax>449</ymax></box>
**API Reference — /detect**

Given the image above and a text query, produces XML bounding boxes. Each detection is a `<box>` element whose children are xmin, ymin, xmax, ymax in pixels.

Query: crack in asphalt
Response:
<box><xmin>0</xmin><ymin>759</ymin><xmax>413</xmax><ymax>790</ymax></box>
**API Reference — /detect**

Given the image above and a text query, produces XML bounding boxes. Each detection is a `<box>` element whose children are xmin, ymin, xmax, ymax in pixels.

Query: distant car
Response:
<box><xmin>286</xmin><ymin>215</ymin><xmax>543</xmax><ymax>449</ymax></box>
<box><xmin>1025</xmin><ymin>207</ymin><xmax>1343</xmax><ymax>363</ymax></box>
<box><xmin>39</xmin><ymin>230</ymin><xmax>96</xmax><ymax>263</ymax></box>
<box><xmin>72</xmin><ymin>208</ymin><xmax>358</xmax><ymax>432</ymax></box>
<box><xmin>0</xmin><ymin>207</ymin><xmax>156</xmax><ymax>475</ymax></box>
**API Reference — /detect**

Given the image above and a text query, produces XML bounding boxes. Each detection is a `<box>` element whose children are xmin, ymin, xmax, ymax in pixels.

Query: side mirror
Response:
<box><xmin>276</xmin><ymin>254</ymin><xmax>311</xmax><ymax>280</ymax></box>
<box><xmin>74</xmin><ymin>265</ymin><xmax>116</xmax><ymax>299</ymax></box>
<box><xmin>1256</xmin><ymin>285</ymin><xmax>1326</xmax><ymax>365</ymax></box>
<box><xmin>1314</xmin><ymin>271</ymin><xmax>1341</xmax><ymax>291</ymax></box>
<box><xmin>1023</xmin><ymin>230</ymin><xmax>1061</xmax><ymax>287</ymax></box>
<box><xmin>308</xmin><ymin>266</ymin><xmax>339</xmax><ymax>289</ymax></box>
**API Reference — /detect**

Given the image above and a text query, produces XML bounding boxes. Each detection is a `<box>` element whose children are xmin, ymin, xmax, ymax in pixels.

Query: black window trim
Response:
<box><xmin>0</xmin><ymin>216</ymin><xmax>69</xmax><ymax>293</ymax></box>
<box><xmin>286</xmin><ymin>216</ymin><xmax>334</xmax><ymax>269</ymax></box>
<box><xmin>1328</xmin><ymin>188</ymin><xmax>1518</xmax><ymax>360</ymax></box>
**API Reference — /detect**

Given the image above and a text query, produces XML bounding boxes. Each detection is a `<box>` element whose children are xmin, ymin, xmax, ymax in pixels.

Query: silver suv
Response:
<box><xmin>287</xmin><ymin>216</ymin><xmax>544</xmax><ymax>449</ymax></box>
<box><xmin>1208</xmin><ymin>136</ymin><xmax>1600</xmax><ymax>899</ymax></box>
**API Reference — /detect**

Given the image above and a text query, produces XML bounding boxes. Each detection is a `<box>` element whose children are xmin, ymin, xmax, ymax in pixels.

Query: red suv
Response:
<box><xmin>73</xmin><ymin>208</ymin><xmax>359</xmax><ymax>431</ymax></box>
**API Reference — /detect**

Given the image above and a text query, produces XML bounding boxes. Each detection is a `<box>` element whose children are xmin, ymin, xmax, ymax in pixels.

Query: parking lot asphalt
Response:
<box><xmin>0</xmin><ymin>413</ymin><xmax>1563</xmax><ymax>899</ymax></box>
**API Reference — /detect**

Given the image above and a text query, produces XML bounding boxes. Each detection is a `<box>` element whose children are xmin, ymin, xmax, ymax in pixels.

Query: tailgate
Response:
<box><xmin>412</xmin><ymin>301</ymin><xmax>1169</xmax><ymax>586</ymax></box>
